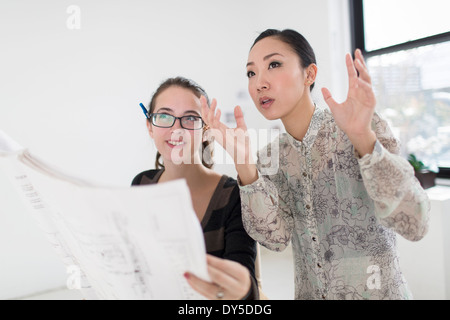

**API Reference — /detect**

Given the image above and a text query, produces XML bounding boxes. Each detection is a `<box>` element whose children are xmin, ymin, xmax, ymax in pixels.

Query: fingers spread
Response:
<box><xmin>208</xmin><ymin>98</ymin><xmax>217</xmax><ymax>126</ymax></box>
<box><xmin>354</xmin><ymin>58</ymin><xmax>372</xmax><ymax>84</ymax></box>
<box><xmin>355</xmin><ymin>78</ymin><xmax>375</xmax><ymax>103</ymax></box>
<box><xmin>200</xmin><ymin>96</ymin><xmax>209</xmax><ymax>123</ymax></box>
<box><xmin>355</xmin><ymin>49</ymin><xmax>367</xmax><ymax>68</ymax></box>
<box><xmin>234</xmin><ymin>106</ymin><xmax>247</xmax><ymax>131</ymax></box>
<box><xmin>321</xmin><ymin>87</ymin><xmax>339</xmax><ymax>111</ymax></box>
<box><xmin>345</xmin><ymin>53</ymin><xmax>358</xmax><ymax>81</ymax></box>
<box><xmin>214</xmin><ymin>108</ymin><xmax>221</xmax><ymax>129</ymax></box>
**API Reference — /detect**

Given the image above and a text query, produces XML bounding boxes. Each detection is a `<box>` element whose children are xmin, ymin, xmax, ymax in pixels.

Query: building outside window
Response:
<box><xmin>350</xmin><ymin>0</ymin><xmax>450</xmax><ymax>177</ymax></box>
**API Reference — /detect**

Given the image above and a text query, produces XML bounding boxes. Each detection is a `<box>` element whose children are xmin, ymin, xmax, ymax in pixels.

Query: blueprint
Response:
<box><xmin>0</xmin><ymin>129</ymin><xmax>210</xmax><ymax>299</ymax></box>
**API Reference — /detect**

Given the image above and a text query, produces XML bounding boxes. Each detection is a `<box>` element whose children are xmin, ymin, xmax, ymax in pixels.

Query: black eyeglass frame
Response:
<box><xmin>148</xmin><ymin>113</ymin><xmax>205</xmax><ymax>130</ymax></box>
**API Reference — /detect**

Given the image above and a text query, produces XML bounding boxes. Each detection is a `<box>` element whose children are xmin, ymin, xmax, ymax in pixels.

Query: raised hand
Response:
<box><xmin>321</xmin><ymin>49</ymin><xmax>377</xmax><ymax>156</ymax></box>
<box><xmin>201</xmin><ymin>96</ymin><xmax>258</xmax><ymax>185</ymax></box>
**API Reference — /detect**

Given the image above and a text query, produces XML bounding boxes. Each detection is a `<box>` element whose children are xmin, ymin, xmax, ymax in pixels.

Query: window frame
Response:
<box><xmin>349</xmin><ymin>0</ymin><xmax>450</xmax><ymax>178</ymax></box>
<box><xmin>350</xmin><ymin>0</ymin><xmax>450</xmax><ymax>58</ymax></box>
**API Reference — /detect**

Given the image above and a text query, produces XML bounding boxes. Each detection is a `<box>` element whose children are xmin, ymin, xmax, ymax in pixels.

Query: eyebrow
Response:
<box><xmin>154</xmin><ymin>107</ymin><xmax>200</xmax><ymax>116</ymax></box>
<box><xmin>246</xmin><ymin>52</ymin><xmax>284</xmax><ymax>67</ymax></box>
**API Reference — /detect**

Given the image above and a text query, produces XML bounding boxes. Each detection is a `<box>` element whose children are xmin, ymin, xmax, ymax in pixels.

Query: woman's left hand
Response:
<box><xmin>321</xmin><ymin>49</ymin><xmax>377</xmax><ymax>156</ymax></box>
<box><xmin>184</xmin><ymin>254</ymin><xmax>251</xmax><ymax>300</ymax></box>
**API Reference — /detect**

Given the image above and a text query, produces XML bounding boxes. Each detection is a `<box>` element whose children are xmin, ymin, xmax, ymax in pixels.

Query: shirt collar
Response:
<box><xmin>286</xmin><ymin>105</ymin><xmax>323</xmax><ymax>152</ymax></box>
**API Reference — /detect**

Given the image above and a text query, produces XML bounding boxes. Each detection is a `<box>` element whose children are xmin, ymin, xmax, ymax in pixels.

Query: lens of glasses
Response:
<box><xmin>152</xmin><ymin>114</ymin><xmax>175</xmax><ymax>127</ymax></box>
<box><xmin>181</xmin><ymin>116</ymin><xmax>203</xmax><ymax>130</ymax></box>
<box><xmin>151</xmin><ymin>114</ymin><xmax>203</xmax><ymax>130</ymax></box>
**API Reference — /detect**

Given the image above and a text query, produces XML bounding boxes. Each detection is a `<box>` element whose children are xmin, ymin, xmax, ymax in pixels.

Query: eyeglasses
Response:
<box><xmin>149</xmin><ymin>113</ymin><xmax>205</xmax><ymax>130</ymax></box>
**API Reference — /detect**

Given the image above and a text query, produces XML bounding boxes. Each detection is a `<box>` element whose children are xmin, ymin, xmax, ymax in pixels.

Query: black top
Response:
<box><xmin>131</xmin><ymin>169</ymin><xmax>259</xmax><ymax>300</ymax></box>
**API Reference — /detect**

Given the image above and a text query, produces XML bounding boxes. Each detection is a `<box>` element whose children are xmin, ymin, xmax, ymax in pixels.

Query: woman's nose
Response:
<box><xmin>169</xmin><ymin>127</ymin><xmax>186</xmax><ymax>143</ymax></box>
<box><xmin>256</xmin><ymin>74</ymin><xmax>269</xmax><ymax>92</ymax></box>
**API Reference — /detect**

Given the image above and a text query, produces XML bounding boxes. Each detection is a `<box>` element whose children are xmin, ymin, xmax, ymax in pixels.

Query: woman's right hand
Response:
<box><xmin>184</xmin><ymin>254</ymin><xmax>252</xmax><ymax>300</ymax></box>
<box><xmin>201</xmin><ymin>96</ymin><xmax>258</xmax><ymax>185</ymax></box>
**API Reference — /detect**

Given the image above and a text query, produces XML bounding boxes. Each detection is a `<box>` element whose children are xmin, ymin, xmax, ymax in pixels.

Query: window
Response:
<box><xmin>350</xmin><ymin>0</ymin><xmax>450</xmax><ymax>178</ymax></box>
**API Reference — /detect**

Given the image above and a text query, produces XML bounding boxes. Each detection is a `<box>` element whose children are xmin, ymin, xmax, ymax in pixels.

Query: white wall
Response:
<box><xmin>0</xmin><ymin>0</ymin><xmax>351</xmax><ymax>299</ymax></box>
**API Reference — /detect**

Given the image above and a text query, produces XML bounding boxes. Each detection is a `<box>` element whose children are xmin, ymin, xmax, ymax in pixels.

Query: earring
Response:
<box><xmin>202</xmin><ymin>125</ymin><xmax>212</xmax><ymax>143</ymax></box>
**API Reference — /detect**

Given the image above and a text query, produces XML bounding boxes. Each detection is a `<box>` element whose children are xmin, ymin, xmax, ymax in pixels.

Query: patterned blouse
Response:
<box><xmin>239</xmin><ymin>106</ymin><xmax>430</xmax><ymax>300</ymax></box>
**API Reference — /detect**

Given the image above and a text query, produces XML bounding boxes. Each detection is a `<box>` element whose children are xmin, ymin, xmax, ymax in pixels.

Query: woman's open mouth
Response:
<box><xmin>259</xmin><ymin>97</ymin><xmax>275</xmax><ymax>109</ymax></box>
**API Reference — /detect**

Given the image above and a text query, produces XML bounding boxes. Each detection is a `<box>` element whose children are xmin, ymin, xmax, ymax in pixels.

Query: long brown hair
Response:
<box><xmin>147</xmin><ymin>77</ymin><xmax>214</xmax><ymax>169</ymax></box>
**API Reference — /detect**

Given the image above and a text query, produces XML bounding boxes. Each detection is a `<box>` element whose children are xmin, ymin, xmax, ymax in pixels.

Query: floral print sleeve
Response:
<box><xmin>358</xmin><ymin>113</ymin><xmax>430</xmax><ymax>241</ymax></box>
<box><xmin>238</xmin><ymin>141</ymin><xmax>294</xmax><ymax>252</ymax></box>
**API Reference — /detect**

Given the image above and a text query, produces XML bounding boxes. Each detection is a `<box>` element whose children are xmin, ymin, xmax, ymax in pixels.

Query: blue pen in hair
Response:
<box><xmin>139</xmin><ymin>103</ymin><xmax>150</xmax><ymax>119</ymax></box>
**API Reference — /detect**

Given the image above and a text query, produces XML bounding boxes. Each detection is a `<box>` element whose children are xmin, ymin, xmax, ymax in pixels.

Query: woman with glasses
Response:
<box><xmin>132</xmin><ymin>77</ymin><xmax>259</xmax><ymax>300</ymax></box>
<box><xmin>201</xmin><ymin>29</ymin><xmax>430</xmax><ymax>300</ymax></box>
